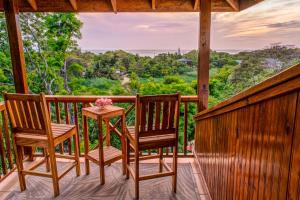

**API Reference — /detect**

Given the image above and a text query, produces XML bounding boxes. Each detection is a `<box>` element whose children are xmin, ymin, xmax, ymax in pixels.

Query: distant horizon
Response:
<box><xmin>80</xmin><ymin>45</ymin><xmax>300</xmax><ymax>57</ymax></box>
<box><xmin>78</xmin><ymin>0</ymin><xmax>300</xmax><ymax>50</ymax></box>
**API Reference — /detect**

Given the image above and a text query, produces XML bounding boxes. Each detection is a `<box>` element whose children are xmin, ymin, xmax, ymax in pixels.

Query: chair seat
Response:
<box><xmin>126</xmin><ymin>126</ymin><xmax>176</xmax><ymax>150</ymax></box>
<box><xmin>15</xmin><ymin>123</ymin><xmax>76</xmax><ymax>147</ymax></box>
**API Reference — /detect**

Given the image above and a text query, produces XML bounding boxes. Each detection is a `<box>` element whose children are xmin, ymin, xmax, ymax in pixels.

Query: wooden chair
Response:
<box><xmin>4</xmin><ymin>93</ymin><xmax>80</xmax><ymax>197</ymax></box>
<box><xmin>126</xmin><ymin>93</ymin><xmax>180</xmax><ymax>199</ymax></box>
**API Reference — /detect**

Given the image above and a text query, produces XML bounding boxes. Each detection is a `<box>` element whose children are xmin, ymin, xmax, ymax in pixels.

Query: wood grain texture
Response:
<box><xmin>197</xmin><ymin>0</ymin><xmax>211</xmax><ymax>112</ymax></box>
<box><xmin>0</xmin><ymin>0</ymin><xmax>263</xmax><ymax>12</ymax></box>
<box><xmin>4</xmin><ymin>0</ymin><xmax>28</xmax><ymax>93</ymax></box>
<box><xmin>4</xmin><ymin>162</ymin><xmax>203</xmax><ymax>200</ymax></box>
<box><xmin>194</xmin><ymin>63</ymin><xmax>300</xmax><ymax>200</ymax></box>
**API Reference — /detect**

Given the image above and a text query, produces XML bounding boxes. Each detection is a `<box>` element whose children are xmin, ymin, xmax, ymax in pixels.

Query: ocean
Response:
<box><xmin>83</xmin><ymin>49</ymin><xmax>246</xmax><ymax>57</ymax></box>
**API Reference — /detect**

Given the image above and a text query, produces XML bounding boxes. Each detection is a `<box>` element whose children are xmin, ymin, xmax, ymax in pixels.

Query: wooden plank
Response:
<box><xmin>0</xmin><ymin>0</ymin><xmax>242</xmax><ymax>12</ymax></box>
<box><xmin>226</xmin><ymin>0</ymin><xmax>239</xmax><ymax>11</ymax></box>
<box><xmin>4</xmin><ymin>0</ymin><xmax>28</xmax><ymax>93</ymax></box>
<box><xmin>27</xmin><ymin>0</ymin><xmax>37</xmax><ymax>10</ymax></box>
<box><xmin>69</xmin><ymin>0</ymin><xmax>77</xmax><ymax>10</ymax></box>
<box><xmin>197</xmin><ymin>0</ymin><xmax>211</xmax><ymax>112</ymax></box>
<box><xmin>287</xmin><ymin>91</ymin><xmax>300</xmax><ymax>199</ymax></box>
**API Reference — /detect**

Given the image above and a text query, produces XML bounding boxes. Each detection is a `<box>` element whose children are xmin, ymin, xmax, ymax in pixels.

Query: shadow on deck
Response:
<box><xmin>0</xmin><ymin>158</ymin><xmax>210</xmax><ymax>200</ymax></box>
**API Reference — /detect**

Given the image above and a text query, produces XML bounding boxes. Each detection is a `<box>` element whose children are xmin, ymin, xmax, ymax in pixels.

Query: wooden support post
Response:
<box><xmin>4</xmin><ymin>0</ymin><xmax>33</xmax><ymax>159</ymax></box>
<box><xmin>4</xmin><ymin>0</ymin><xmax>28</xmax><ymax>94</ymax></box>
<box><xmin>197</xmin><ymin>0</ymin><xmax>211</xmax><ymax>112</ymax></box>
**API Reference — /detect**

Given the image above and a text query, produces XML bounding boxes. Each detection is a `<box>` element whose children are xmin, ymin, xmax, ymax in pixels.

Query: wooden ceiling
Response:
<box><xmin>0</xmin><ymin>0</ymin><xmax>264</xmax><ymax>13</ymax></box>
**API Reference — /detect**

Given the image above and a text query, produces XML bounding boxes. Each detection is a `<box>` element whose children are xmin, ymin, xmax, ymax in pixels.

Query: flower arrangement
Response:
<box><xmin>95</xmin><ymin>98</ymin><xmax>113</xmax><ymax>109</ymax></box>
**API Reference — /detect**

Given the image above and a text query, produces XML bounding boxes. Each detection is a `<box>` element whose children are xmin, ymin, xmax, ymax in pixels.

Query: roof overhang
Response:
<box><xmin>0</xmin><ymin>0</ymin><xmax>264</xmax><ymax>13</ymax></box>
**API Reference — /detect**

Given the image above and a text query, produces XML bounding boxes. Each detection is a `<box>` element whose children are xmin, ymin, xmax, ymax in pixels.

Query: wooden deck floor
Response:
<box><xmin>0</xmin><ymin>158</ymin><xmax>210</xmax><ymax>200</ymax></box>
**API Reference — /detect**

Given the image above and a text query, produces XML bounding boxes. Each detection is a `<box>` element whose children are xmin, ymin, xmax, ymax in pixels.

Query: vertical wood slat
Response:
<box><xmin>0</xmin><ymin>123</ymin><xmax>8</xmax><ymax>175</ymax></box>
<box><xmin>194</xmin><ymin>67</ymin><xmax>300</xmax><ymax>200</ymax></box>
<box><xmin>55</xmin><ymin>102</ymin><xmax>64</xmax><ymax>154</ymax></box>
<box><xmin>183</xmin><ymin>102</ymin><xmax>188</xmax><ymax>155</ymax></box>
<box><xmin>1</xmin><ymin>110</ymin><xmax>13</xmax><ymax>169</ymax></box>
<box><xmin>162</xmin><ymin>102</ymin><xmax>169</xmax><ymax>129</ymax></box>
<box><xmin>64</xmin><ymin>103</ymin><xmax>72</xmax><ymax>155</ymax></box>
<box><xmin>155</xmin><ymin>102</ymin><xmax>161</xmax><ymax>130</ymax></box>
<box><xmin>141</xmin><ymin>102</ymin><xmax>147</xmax><ymax>132</ymax></box>
<box><xmin>73</xmin><ymin>103</ymin><xmax>80</xmax><ymax>156</ymax></box>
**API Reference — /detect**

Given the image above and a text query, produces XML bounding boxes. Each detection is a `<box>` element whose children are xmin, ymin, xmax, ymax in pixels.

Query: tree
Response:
<box><xmin>20</xmin><ymin>13</ymin><xmax>82</xmax><ymax>94</ymax></box>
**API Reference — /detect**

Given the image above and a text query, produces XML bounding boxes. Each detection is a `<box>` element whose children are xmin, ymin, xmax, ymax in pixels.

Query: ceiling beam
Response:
<box><xmin>193</xmin><ymin>0</ymin><xmax>200</xmax><ymax>10</ymax></box>
<box><xmin>69</xmin><ymin>0</ymin><xmax>77</xmax><ymax>11</ymax></box>
<box><xmin>27</xmin><ymin>0</ymin><xmax>37</xmax><ymax>11</ymax></box>
<box><xmin>111</xmin><ymin>0</ymin><xmax>117</xmax><ymax>14</ymax></box>
<box><xmin>226</xmin><ymin>0</ymin><xmax>239</xmax><ymax>11</ymax></box>
<box><xmin>152</xmin><ymin>0</ymin><xmax>158</xmax><ymax>10</ymax></box>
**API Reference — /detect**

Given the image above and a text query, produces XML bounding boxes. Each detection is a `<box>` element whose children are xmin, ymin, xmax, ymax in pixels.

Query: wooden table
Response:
<box><xmin>82</xmin><ymin>105</ymin><xmax>126</xmax><ymax>184</ymax></box>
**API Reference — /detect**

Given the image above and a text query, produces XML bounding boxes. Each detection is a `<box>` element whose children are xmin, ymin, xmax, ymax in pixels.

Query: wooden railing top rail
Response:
<box><xmin>195</xmin><ymin>63</ymin><xmax>300</xmax><ymax>120</ymax></box>
<box><xmin>45</xmin><ymin>95</ymin><xmax>198</xmax><ymax>103</ymax></box>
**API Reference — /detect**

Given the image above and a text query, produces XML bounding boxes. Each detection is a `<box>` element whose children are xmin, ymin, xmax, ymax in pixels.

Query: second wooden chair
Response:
<box><xmin>126</xmin><ymin>93</ymin><xmax>180</xmax><ymax>199</ymax></box>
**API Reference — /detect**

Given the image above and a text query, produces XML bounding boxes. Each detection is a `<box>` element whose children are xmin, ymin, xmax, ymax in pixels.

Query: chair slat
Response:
<box><xmin>155</xmin><ymin>102</ymin><xmax>161</xmax><ymax>130</ymax></box>
<box><xmin>162</xmin><ymin>102</ymin><xmax>169</xmax><ymax>129</ymax></box>
<box><xmin>35</xmin><ymin>101</ymin><xmax>46</xmax><ymax>129</ymax></box>
<box><xmin>169</xmin><ymin>101</ymin><xmax>176</xmax><ymax>128</ymax></box>
<box><xmin>147</xmin><ymin>102</ymin><xmax>155</xmax><ymax>131</ymax></box>
<box><xmin>11</xmin><ymin>100</ymin><xmax>22</xmax><ymax>128</ymax></box>
<box><xmin>29</xmin><ymin>101</ymin><xmax>41</xmax><ymax>129</ymax></box>
<box><xmin>23</xmin><ymin>101</ymin><xmax>34</xmax><ymax>129</ymax></box>
<box><xmin>141</xmin><ymin>103</ymin><xmax>147</xmax><ymax>132</ymax></box>
<box><xmin>16</xmin><ymin>100</ymin><xmax>28</xmax><ymax>128</ymax></box>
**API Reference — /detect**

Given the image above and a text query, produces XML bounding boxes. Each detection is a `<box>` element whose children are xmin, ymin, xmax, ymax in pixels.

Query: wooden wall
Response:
<box><xmin>194</xmin><ymin>63</ymin><xmax>300</xmax><ymax>200</ymax></box>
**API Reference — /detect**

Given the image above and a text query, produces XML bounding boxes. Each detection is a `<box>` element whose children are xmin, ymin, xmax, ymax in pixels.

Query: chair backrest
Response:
<box><xmin>135</xmin><ymin>93</ymin><xmax>180</xmax><ymax>139</ymax></box>
<box><xmin>4</xmin><ymin>93</ymin><xmax>52</xmax><ymax>137</ymax></box>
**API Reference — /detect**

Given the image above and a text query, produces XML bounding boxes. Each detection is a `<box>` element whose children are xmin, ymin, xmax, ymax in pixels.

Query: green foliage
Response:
<box><xmin>0</xmin><ymin>12</ymin><xmax>299</xmax><ymax>153</ymax></box>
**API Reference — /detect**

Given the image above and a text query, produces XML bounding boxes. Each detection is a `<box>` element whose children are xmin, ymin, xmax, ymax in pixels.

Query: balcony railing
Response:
<box><xmin>0</xmin><ymin>95</ymin><xmax>198</xmax><ymax>182</ymax></box>
<box><xmin>194</xmin><ymin>63</ymin><xmax>300</xmax><ymax>200</ymax></box>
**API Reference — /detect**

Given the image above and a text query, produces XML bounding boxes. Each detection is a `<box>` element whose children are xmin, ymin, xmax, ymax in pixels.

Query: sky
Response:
<box><xmin>78</xmin><ymin>0</ymin><xmax>300</xmax><ymax>51</ymax></box>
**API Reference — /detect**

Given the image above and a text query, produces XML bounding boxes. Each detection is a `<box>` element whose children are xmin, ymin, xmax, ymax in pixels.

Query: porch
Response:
<box><xmin>0</xmin><ymin>158</ymin><xmax>209</xmax><ymax>200</ymax></box>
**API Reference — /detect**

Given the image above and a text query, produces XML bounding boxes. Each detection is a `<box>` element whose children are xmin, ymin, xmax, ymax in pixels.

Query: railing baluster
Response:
<box><xmin>184</xmin><ymin>102</ymin><xmax>188</xmax><ymax>155</ymax></box>
<box><xmin>55</xmin><ymin>102</ymin><xmax>64</xmax><ymax>154</ymax></box>
<box><xmin>2</xmin><ymin>110</ymin><xmax>13</xmax><ymax>169</ymax></box>
<box><xmin>73</xmin><ymin>103</ymin><xmax>80</xmax><ymax>156</ymax></box>
<box><xmin>0</xmin><ymin>123</ymin><xmax>8</xmax><ymax>175</ymax></box>
<box><xmin>64</xmin><ymin>102</ymin><xmax>72</xmax><ymax>155</ymax></box>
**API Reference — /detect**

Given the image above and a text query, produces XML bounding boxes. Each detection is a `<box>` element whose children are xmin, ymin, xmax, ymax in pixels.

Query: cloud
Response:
<box><xmin>78</xmin><ymin>0</ymin><xmax>300</xmax><ymax>50</ymax></box>
<box><xmin>267</xmin><ymin>20</ymin><xmax>300</xmax><ymax>29</ymax></box>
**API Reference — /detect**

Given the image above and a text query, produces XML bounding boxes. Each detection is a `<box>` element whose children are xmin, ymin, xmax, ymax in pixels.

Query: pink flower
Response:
<box><xmin>95</xmin><ymin>98</ymin><xmax>113</xmax><ymax>107</ymax></box>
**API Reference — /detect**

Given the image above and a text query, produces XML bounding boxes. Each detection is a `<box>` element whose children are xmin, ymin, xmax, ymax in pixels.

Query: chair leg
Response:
<box><xmin>159</xmin><ymin>148</ymin><xmax>163</xmax><ymax>173</ymax></box>
<box><xmin>45</xmin><ymin>149</ymin><xmax>50</xmax><ymax>172</ymax></box>
<box><xmin>15</xmin><ymin>145</ymin><xmax>26</xmax><ymax>191</ymax></box>
<box><xmin>135</xmin><ymin>150</ymin><xmax>139</xmax><ymax>199</ymax></box>
<box><xmin>172</xmin><ymin>145</ymin><xmax>178</xmax><ymax>193</ymax></box>
<box><xmin>126</xmin><ymin>137</ymin><xmax>130</xmax><ymax>179</ymax></box>
<box><xmin>74</xmin><ymin>135</ymin><xmax>81</xmax><ymax>177</ymax></box>
<box><xmin>48</xmin><ymin>147</ymin><xmax>60</xmax><ymax>197</ymax></box>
